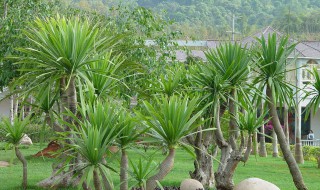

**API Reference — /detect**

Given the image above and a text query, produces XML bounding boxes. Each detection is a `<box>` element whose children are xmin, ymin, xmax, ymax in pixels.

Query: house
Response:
<box><xmin>1</xmin><ymin>26</ymin><xmax>319</xmax><ymax>145</ymax></box>
<box><xmin>170</xmin><ymin>26</ymin><xmax>320</xmax><ymax>145</ymax></box>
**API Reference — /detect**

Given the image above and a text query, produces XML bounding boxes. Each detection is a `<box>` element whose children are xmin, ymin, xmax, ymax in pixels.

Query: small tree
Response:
<box><xmin>61</xmin><ymin>101</ymin><xmax>124</xmax><ymax>190</ymax></box>
<box><xmin>139</xmin><ymin>95</ymin><xmax>204</xmax><ymax>190</ymax></box>
<box><xmin>0</xmin><ymin>116</ymin><xmax>31</xmax><ymax>190</ymax></box>
<box><xmin>116</xmin><ymin>111</ymin><xmax>146</xmax><ymax>190</ymax></box>
<box><xmin>253</xmin><ymin>33</ymin><xmax>307</xmax><ymax>190</ymax></box>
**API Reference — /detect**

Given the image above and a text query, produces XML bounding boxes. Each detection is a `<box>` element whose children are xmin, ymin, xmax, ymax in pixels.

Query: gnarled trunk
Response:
<box><xmin>189</xmin><ymin>131</ymin><xmax>214</xmax><ymax>188</ymax></box>
<box><xmin>266</xmin><ymin>87</ymin><xmax>307</xmax><ymax>190</ymax></box>
<box><xmin>120</xmin><ymin>149</ymin><xmax>128</xmax><ymax>190</ymax></box>
<box><xmin>214</xmin><ymin>100</ymin><xmax>241</xmax><ymax>190</ymax></box>
<box><xmin>146</xmin><ymin>148</ymin><xmax>175</xmax><ymax>190</ymax></box>
<box><xmin>15</xmin><ymin>146</ymin><xmax>27</xmax><ymax>190</ymax></box>
<box><xmin>215</xmin><ymin>150</ymin><xmax>242</xmax><ymax>190</ymax></box>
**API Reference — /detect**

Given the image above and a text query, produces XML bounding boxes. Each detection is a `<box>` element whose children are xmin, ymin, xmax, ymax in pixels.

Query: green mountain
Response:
<box><xmin>66</xmin><ymin>0</ymin><xmax>320</xmax><ymax>40</ymax></box>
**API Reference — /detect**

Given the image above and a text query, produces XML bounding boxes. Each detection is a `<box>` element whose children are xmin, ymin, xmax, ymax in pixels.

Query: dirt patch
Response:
<box><xmin>0</xmin><ymin>161</ymin><xmax>10</xmax><ymax>167</ymax></box>
<box><xmin>33</xmin><ymin>141</ymin><xmax>61</xmax><ymax>158</ymax></box>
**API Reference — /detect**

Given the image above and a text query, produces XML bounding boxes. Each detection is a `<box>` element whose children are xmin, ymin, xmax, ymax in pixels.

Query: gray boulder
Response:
<box><xmin>235</xmin><ymin>178</ymin><xmax>280</xmax><ymax>190</ymax></box>
<box><xmin>180</xmin><ymin>179</ymin><xmax>204</xmax><ymax>190</ymax></box>
<box><xmin>20</xmin><ymin>134</ymin><xmax>32</xmax><ymax>145</ymax></box>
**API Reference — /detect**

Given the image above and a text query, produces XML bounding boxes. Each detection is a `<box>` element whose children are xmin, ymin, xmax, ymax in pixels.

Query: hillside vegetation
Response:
<box><xmin>66</xmin><ymin>0</ymin><xmax>320</xmax><ymax>40</ymax></box>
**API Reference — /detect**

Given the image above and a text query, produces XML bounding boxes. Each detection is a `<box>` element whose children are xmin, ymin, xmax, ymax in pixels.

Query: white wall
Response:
<box><xmin>0</xmin><ymin>98</ymin><xmax>10</xmax><ymax>119</ymax></box>
<box><xmin>311</xmin><ymin>109</ymin><xmax>320</xmax><ymax>140</ymax></box>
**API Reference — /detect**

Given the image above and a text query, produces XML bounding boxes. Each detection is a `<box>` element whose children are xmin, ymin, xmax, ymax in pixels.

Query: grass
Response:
<box><xmin>0</xmin><ymin>144</ymin><xmax>320</xmax><ymax>190</ymax></box>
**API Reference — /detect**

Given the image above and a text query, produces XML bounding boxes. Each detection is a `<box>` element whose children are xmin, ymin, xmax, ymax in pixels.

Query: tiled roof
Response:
<box><xmin>174</xmin><ymin>26</ymin><xmax>320</xmax><ymax>62</ymax></box>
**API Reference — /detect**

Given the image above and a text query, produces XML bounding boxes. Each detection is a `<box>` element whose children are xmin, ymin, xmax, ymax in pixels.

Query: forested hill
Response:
<box><xmin>67</xmin><ymin>0</ymin><xmax>320</xmax><ymax>40</ymax></box>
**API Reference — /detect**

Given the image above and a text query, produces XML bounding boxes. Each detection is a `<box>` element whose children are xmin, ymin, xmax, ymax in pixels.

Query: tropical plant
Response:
<box><xmin>60</xmin><ymin>101</ymin><xmax>124</xmax><ymax>190</ymax></box>
<box><xmin>115</xmin><ymin>110</ymin><xmax>147</xmax><ymax>190</ymax></box>
<box><xmin>13</xmin><ymin>15</ymin><xmax>123</xmax><ymax>187</ymax></box>
<box><xmin>139</xmin><ymin>95</ymin><xmax>204</xmax><ymax>190</ymax></box>
<box><xmin>0</xmin><ymin>116</ymin><xmax>31</xmax><ymax>190</ymax></box>
<box><xmin>238</xmin><ymin>108</ymin><xmax>268</xmax><ymax>163</ymax></box>
<box><xmin>253</xmin><ymin>33</ymin><xmax>307</xmax><ymax>190</ymax></box>
<box><xmin>128</xmin><ymin>156</ymin><xmax>157</xmax><ymax>190</ymax></box>
<box><xmin>191</xmin><ymin>42</ymin><xmax>252</xmax><ymax>190</ymax></box>
<box><xmin>304</xmin><ymin>67</ymin><xmax>320</xmax><ymax>117</ymax></box>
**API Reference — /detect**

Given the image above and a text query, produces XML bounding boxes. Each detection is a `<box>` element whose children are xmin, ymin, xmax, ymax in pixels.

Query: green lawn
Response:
<box><xmin>0</xmin><ymin>144</ymin><xmax>319</xmax><ymax>190</ymax></box>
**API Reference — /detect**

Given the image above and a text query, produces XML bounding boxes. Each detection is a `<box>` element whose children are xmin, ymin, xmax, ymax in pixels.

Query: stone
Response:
<box><xmin>235</xmin><ymin>178</ymin><xmax>280</xmax><ymax>190</ymax></box>
<box><xmin>180</xmin><ymin>179</ymin><xmax>204</xmax><ymax>190</ymax></box>
<box><xmin>0</xmin><ymin>161</ymin><xmax>10</xmax><ymax>167</ymax></box>
<box><xmin>20</xmin><ymin>134</ymin><xmax>32</xmax><ymax>145</ymax></box>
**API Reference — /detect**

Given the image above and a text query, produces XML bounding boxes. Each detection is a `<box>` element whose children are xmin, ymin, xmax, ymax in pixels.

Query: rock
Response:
<box><xmin>180</xmin><ymin>179</ymin><xmax>204</xmax><ymax>190</ymax></box>
<box><xmin>20</xmin><ymin>134</ymin><xmax>32</xmax><ymax>145</ymax></box>
<box><xmin>235</xmin><ymin>178</ymin><xmax>280</xmax><ymax>190</ymax></box>
<box><xmin>0</xmin><ymin>161</ymin><xmax>10</xmax><ymax>167</ymax></box>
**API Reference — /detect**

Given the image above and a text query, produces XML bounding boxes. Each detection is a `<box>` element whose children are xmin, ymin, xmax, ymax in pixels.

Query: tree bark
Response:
<box><xmin>272</xmin><ymin>130</ymin><xmax>279</xmax><ymax>157</ymax></box>
<box><xmin>14</xmin><ymin>94</ymin><xmax>19</xmax><ymax>117</ymax></box>
<box><xmin>252</xmin><ymin>132</ymin><xmax>258</xmax><ymax>155</ymax></box>
<box><xmin>67</xmin><ymin>76</ymin><xmax>77</xmax><ymax>115</ymax></box>
<box><xmin>120</xmin><ymin>149</ymin><xmax>128</xmax><ymax>190</ymax></box>
<box><xmin>215</xmin><ymin>150</ymin><xmax>242</xmax><ymax>190</ymax></box>
<box><xmin>146</xmin><ymin>148</ymin><xmax>175</xmax><ymax>190</ymax></box>
<box><xmin>93</xmin><ymin>169</ymin><xmax>102</xmax><ymax>190</ymax></box>
<box><xmin>266</xmin><ymin>87</ymin><xmax>307</xmax><ymax>190</ymax></box>
<box><xmin>189</xmin><ymin>130</ymin><xmax>214</xmax><ymax>188</ymax></box>
<box><xmin>213</xmin><ymin>101</ymin><xmax>237</xmax><ymax>190</ymax></box>
<box><xmin>259</xmin><ymin>103</ymin><xmax>267</xmax><ymax>157</ymax></box>
<box><xmin>284</xmin><ymin>104</ymin><xmax>290</xmax><ymax>144</ymax></box>
<box><xmin>228</xmin><ymin>89</ymin><xmax>238</xmax><ymax>150</ymax></box>
<box><xmin>15</xmin><ymin>146</ymin><xmax>27</xmax><ymax>190</ymax></box>
<box><xmin>243</xmin><ymin>134</ymin><xmax>252</xmax><ymax>163</ymax></box>
<box><xmin>38</xmin><ymin>77</ymin><xmax>80</xmax><ymax>188</ymax></box>
<box><xmin>10</xmin><ymin>95</ymin><xmax>14</xmax><ymax>124</ymax></box>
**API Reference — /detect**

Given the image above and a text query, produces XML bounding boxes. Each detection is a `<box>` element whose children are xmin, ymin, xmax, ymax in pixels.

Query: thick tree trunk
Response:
<box><xmin>189</xmin><ymin>130</ymin><xmax>214</xmax><ymax>188</ymax></box>
<box><xmin>228</xmin><ymin>89</ymin><xmax>238</xmax><ymax>150</ymax></box>
<box><xmin>15</xmin><ymin>147</ymin><xmax>27</xmax><ymax>190</ymax></box>
<box><xmin>93</xmin><ymin>169</ymin><xmax>102</xmax><ymax>190</ymax></box>
<box><xmin>146</xmin><ymin>148</ymin><xmax>175</xmax><ymax>190</ymax></box>
<box><xmin>266</xmin><ymin>87</ymin><xmax>307</xmax><ymax>190</ymax></box>
<box><xmin>215</xmin><ymin>149</ymin><xmax>242</xmax><ymax>190</ymax></box>
<box><xmin>38</xmin><ymin>77</ymin><xmax>80</xmax><ymax>188</ymax></box>
<box><xmin>67</xmin><ymin>76</ymin><xmax>77</xmax><ymax>115</ymax></box>
<box><xmin>272</xmin><ymin>130</ymin><xmax>279</xmax><ymax>157</ymax></box>
<box><xmin>120</xmin><ymin>149</ymin><xmax>128</xmax><ymax>190</ymax></box>
<box><xmin>214</xmin><ymin>101</ymin><xmax>238</xmax><ymax>190</ymax></box>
